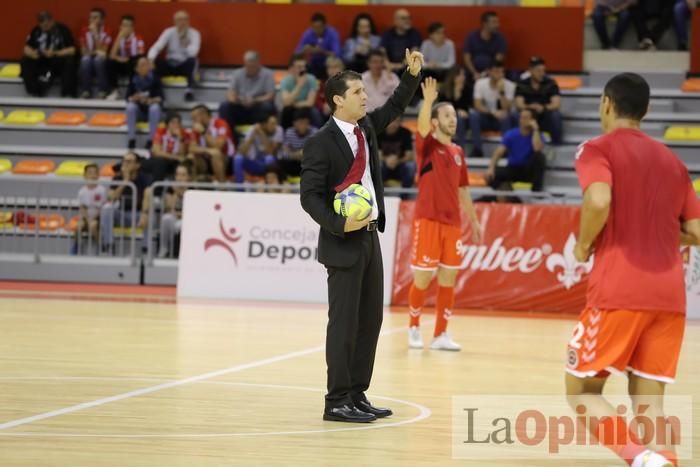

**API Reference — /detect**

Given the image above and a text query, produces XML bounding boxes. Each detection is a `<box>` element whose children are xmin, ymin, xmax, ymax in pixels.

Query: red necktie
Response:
<box><xmin>335</xmin><ymin>126</ymin><xmax>367</xmax><ymax>193</ymax></box>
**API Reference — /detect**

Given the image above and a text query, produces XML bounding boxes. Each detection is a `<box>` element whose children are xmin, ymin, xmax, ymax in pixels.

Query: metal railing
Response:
<box><xmin>0</xmin><ymin>176</ymin><xmax>139</xmax><ymax>264</ymax></box>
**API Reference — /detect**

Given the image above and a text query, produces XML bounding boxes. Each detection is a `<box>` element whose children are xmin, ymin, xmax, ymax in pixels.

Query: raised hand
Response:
<box><xmin>421</xmin><ymin>76</ymin><xmax>439</xmax><ymax>104</ymax></box>
<box><xmin>405</xmin><ymin>48</ymin><xmax>424</xmax><ymax>76</ymax></box>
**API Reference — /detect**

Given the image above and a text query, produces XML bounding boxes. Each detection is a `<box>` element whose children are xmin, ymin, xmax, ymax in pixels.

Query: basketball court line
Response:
<box><xmin>0</xmin><ymin>320</ymin><xmax>430</xmax><ymax>432</ymax></box>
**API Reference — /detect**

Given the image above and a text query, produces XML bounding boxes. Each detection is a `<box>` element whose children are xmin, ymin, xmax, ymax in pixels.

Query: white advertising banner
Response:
<box><xmin>685</xmin><ymin>246</ymin><xmax>700</xmax><ymax>319</ymax></box>
<box><xmin>177</xmin><ymin>191</ymin><xmax>400</xmax><ymax>305</ymax></box>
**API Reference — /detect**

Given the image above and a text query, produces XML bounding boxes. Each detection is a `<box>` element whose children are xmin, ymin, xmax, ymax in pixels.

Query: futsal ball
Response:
<box><xmin>334</xmin><ymin>184</ymin><xmax>373</xmax><ymax>220</ymax></box>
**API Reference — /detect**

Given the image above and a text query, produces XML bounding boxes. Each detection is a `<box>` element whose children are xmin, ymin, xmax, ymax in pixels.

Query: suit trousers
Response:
<box><xmin>325</xmin><ymin>229</ymin><xmax>383</xmax><ymax>408</ymax></box>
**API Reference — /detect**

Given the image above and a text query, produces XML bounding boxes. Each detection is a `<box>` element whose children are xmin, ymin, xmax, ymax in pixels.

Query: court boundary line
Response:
<box><xmin>0</xmin><ymin>322</ymin><xmax>428</xmax><ymax>432</ymax></box>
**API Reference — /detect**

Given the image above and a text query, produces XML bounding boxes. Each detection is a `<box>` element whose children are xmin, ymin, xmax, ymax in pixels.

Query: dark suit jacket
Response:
<box><xmin>300</xmin><ymin>70</ymin><xmax>421</xmax><ymax>268</ymax></box>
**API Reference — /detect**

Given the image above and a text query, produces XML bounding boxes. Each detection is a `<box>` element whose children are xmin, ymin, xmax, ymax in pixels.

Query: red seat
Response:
<box><xmin>13</xmin><ymin>159</ymin><xmax>55</xmax><ymax>175</ymax></box>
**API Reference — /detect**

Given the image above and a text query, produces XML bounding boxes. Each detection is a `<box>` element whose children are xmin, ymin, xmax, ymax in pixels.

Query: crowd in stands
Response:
<box><xmin>14</xmin><ymin>5</ymin><xmax>696</xmax><ymax>256</ymax></box>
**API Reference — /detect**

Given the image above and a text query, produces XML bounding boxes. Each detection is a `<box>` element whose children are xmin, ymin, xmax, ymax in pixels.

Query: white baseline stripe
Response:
<box><xmin>0</xmin><ymin>319</ymin><xmax>427</xmax><ymax>432</ymax></box>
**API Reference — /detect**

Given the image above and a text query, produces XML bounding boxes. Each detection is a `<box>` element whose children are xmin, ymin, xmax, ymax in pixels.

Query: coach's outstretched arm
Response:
<box><xmin>369</xmin><ymin>49</ymin><xmax>423</xmax><ymax>134</ymax></box>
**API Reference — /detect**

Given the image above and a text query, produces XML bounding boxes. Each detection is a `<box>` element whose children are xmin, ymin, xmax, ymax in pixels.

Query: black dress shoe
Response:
<box><xmin>354</xmin><ymin>399</ymin><xmax>393</xmax><ymax>418</ymax></box>
<box><xmin>323</xmin><ymin>404</ymin><xmax>376</xmax><ymax>423</ymax></box>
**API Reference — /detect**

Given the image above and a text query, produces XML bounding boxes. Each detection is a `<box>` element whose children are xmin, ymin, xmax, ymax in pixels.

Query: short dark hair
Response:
<box><xmin>311</xmin><ymin>12</ymin><xmax>326</xmax><ymax>24</ymax></box>
<box><xmin>367</xmin><ymin>49</ymin><xmax>386</xmax><ymax>61</ymax></box>
<box><xmin>431</xmin><ymin>102</ymin><xmax>453</xmax><ymax>119</ymax></box>
<box><xmin>165</xmin><ymin>112</ymin><xmax>181</xmax><ymax>125</ymax></box>
<box><xmin>84</xmin><ymin>163</ymin><xmax>99</xmax><ymax>174</ymax></box>
<box><xmin>258</xmin><ymin>111</ymin><xmax>278</xmax><ymax>124</ymax></box>
<box><xmin>325</xmin><ymin>70</ymin><xmax>363</xmax><ymax>114</ymax></box>
<box><xmin>121</xmin><ymin>15</ymin><xmax>135</xmax><ymax>24</ymax></box>
<box><xmin>481</xmin><ymin>11</ymin><xmax>497</xmax><ymax>24</ymax></box>
<box><xmin>37</xmin><ymin>11</ymin><xmax>52</xmax><ymax>23</ymax></box>
<box><xmin>91</xmin><ymin>8</ymin><xmax>106</xmax><ymax>19</ymax></box>
<box><xmin>489</xmin><ymin>60</ymin><xmax>504</xmax><ymax>69</ymax></box>
<box><xmin>428</xmin><ymin>22</ymin><xmax>444</xmax><ymax>35</ymax></box>
<box><xmin>288</xmin><ymin>53</ymin><xmax>306</xmax><ymax>68</ymax></box>
<box><xmin>293</xmin><ymin>107</ymin><xmax>312</xmax><ymax>122</ymax></box>
<box><xmin>603</xmin><ymin>72</ymin><xmax>650</xmax><ymax>121</ymax></box>
<box><xmin>192</xmin><ymin>104</ymin><xmax>211</xmax><ymax>116</ymax></box>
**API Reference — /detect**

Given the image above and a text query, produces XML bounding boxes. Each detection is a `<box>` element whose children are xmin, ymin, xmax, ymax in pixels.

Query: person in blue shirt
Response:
<box><xmin>380</xmin><ymin>9</ymin><xmax>422</xmax><ymax>74</ymax></box>
<box><xmin>463</xmin><ymin>11</ymin><xmax>507</xmax><ymax>82</ymax></box>
<box><xmin>485</xmin><ymin>108</ymin><xmax>546</xmax><ymax>192</ymax></box>
<box><xmin>295</xmin><ymin>12</ymin><xmax>341</xmax><ymax>80</ymax></box>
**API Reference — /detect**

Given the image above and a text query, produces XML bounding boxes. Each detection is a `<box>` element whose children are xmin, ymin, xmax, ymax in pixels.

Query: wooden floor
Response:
<box><xmin>0</xmin><ymin>294</ymin><xmax>698</xmax><ymax>466</ymax></box>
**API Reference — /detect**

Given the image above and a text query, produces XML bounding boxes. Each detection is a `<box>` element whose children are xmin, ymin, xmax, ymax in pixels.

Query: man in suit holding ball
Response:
<box><xmin>301</xmin><ymin>49</ymin><xmax>423</xmax><ymax>423</ymax></box>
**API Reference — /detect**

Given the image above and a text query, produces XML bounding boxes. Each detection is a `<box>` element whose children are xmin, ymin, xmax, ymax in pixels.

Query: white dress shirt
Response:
<box><xmin>332</xmin><ymin>117</ymin><xmax>379</xmax><ymax>221</ymax></box>
<box><xmin>147</xmin><ymin>26</ymin><xmax>201</xmax><ymax>63</ymax></box>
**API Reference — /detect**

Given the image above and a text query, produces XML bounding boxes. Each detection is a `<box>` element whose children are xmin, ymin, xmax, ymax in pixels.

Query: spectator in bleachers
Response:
<box><xmin>148</xmin><ymin>10</ymin><xmax>200</xmax><ymax>102</ymax></box>
<box><xmin>486</xmin><ymin>108</ymin><xmax>546</xmax><ymax>192</ymax></box>
<box><xmin>107</xmin><ymin>15</ymin><xmax>145</xmax><ymax>100</ymax></box>
<box><xmin>21</xmin><ymin>11</ymin><xmax>77</xmax><ymax>97</ymax></box>
<box><xmin>515</xmin><ymin>57</ymin><xmax>562</xmax><ymax>145</ymax></box>
<box><xmin>378</xmin><ymin>117</ymin><xmax>415</xmax><ymax>190</ymax></box>
<box><xmin>100</xmin><ymin>152</ymin><xmax>152</xmax><ymax>252</ymax></box>
<box><xmin>673</xmin><ymin>0</ymin><xmax>697</xmax><ymax>50</ymax></box>
<box><xmin>470</xmin><ymin>60</ymin><xmax>515</xmax><ymax>159</ymax></box>
<box><xmin>72</xmin><ymin>163</ymin><xmax>107</xmax><ymax>255</ymax></box>
<box><xmin>279</xmin><ymin>108</ymin><xmax>317</xmax><ymax>181</ymax></box>
<box><xmin>463</xmin><ymin>11</ymin><xmax>506</xmax><ymax>82</ymax></box>
<box><xmin>420</xmin><ymin>22</ymin><xmax>455</xmax><ymax>82</ymax></box>
<box><xmin>317</xmin><ymin>56</ymin><xmax>345</xmax><ymax>122</ymax></box>
<box><xmin>592</xmin><ymin>1</ymin><xmax>635</xmax><ymax>50</ymax></box>
<box><xmin>343</xmin><ymin>13</ymin><xmax>381</xmax><ymax>74</ymax></box>
<box><xmin>78</xmin><ymin>7</ymin><xmax>112</xmax><ymax>99</ymax></box>
<box><xmin>380</xmin><ymin>9</ymin><xmax>422</xmax><ymax>74</ymax></box>
<box><xmin>362</xmin><ymin>49</ymin><xmax>400</xmax><ymax>112</ymax></box>
<box><xmin>218</xmin><ymin>50</ymin><xmax>276</xmax><ymax>131</ymax></box>
<box><xmin>234</xmin><ymin>112</ymin><xmax>283</xmax><ymax>184</ymax></box>
<box><xmin>126</xmin><ymin>56</ymin><xmax>163</xmax><ymax>150</ymax></box>
<box><xmin>439</xmin><ymin>66</ymin><xmax>472</xmax><ymax>150</ymax></box>
<box><xmin>280</xmin><ymin>54</ymin><xmax>321</xmax><ymax>129</ymax></box>
<box><xmin>157</xmin><ymin>162</ymin><xmax>191</xmax><ymax>259</ymax></box>
<box><xmin>632</xmin><ymin>0</ymin><xmax>674</xmax><ymax>50</ymax></box>
<box><xmin>189</xmin><ymin>104</ymin><xmax>235</xmax><ymax>183</ymax></box>
<box><xmin>149</xmin><ymin>113</ymin><xmax>190</xmax><ymax>182</ymax></box>
<box><xmin>295</xmin><ymin>13</ymin><xmax>341</xmax><ymax>80</ymax></box>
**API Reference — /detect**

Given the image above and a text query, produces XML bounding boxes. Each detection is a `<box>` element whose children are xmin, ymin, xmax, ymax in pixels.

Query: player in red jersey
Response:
<box><xmin>150</xmin><ymin>113</ymin><xmax>191</xmax><ymax>181</ymax></box>
<box><xmin>407</xmin><ymin>77</ymin><xmax>482</xmax><ymax>351</ymax></box>
<box><xmin>566</xmin><ymin>73</ymin><xmax>700</xmax><ymax>467</ymax></box>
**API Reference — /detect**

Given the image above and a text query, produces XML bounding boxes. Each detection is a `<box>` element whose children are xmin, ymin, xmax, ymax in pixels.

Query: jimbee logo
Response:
<box><xmin>203</xmin><ymin>203</ymin><xmax>241</xmax><ymax>265</ymax></box>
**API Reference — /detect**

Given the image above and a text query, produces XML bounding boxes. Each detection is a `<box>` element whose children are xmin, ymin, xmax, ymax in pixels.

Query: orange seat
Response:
<box><xmin>482</xmin><ymin>130</ymin><xmax>501</xmax><ymax>139</ymax></box>
<box><xmin>244</xmin><ymin>173</ymin><xmax>265</xmax><ymax>183</ymax></box>
<box><xmin>469</xmin><ymin>172</ymin><xmax>488</xmax><ymax>187</ymax></box>
<box><xmin>273</xmin><ymin>70</ymin><xmax>287</xmax><ymax>86</ymax></box>
<box><xmin>681</xmin><ymin>79</ymin><xmax>700</xmax><ymax>93</ymax></box>
<box><xmin>403</xmin><ymin>119</ymin><xmax>418</xmax><ymax>134</ymax></box>
<box><xmin>19</xmin><ymin>213</ymin><xmax>65</xmax><ymax>231</ymax></box>
<box><xmin>100</xmin><ymin>162</ymin><xmax>116</xmax><ymax>178</ymax></box>
<box><xmin>553</xmin><ymin>75</ymin><xmax>583</xmax><ymax>91</ymax></box>
<box><xmin>12</xmin><ymin>159</ymin><xmax>55</xmax><ymax>175</ymax></box>
<box><xmin>47</xmin><ymin>111</ymin><xmax>87</xmax><ymax>126</ymax></box>
<box><xmin>66</xmin><ymin>215</ymin><xmax>81</xmax><ymax>232</ymax></box>
<box><xmin>88</xmin><ymin>113</ymin><xmax>127</xmax><ymax>127</ymax></box>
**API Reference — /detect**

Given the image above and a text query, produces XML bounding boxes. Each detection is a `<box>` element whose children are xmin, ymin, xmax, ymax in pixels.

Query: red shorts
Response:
<box><xmin>566</xmin><ymin>308</ymin><xmax>685</xmax><ymax>384</ymax></box>
<box><xmin>410</xmin><ymin>218</ymin><xmax>463</xmax><ymax>271</ymax></box>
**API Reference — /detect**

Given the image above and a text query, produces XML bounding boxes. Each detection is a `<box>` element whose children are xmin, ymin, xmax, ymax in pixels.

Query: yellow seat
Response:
<box><xmin>0</xmin><ymin>110</ymin><xmax>4</xmax><ymax>122</ymax></box>
<box><xmin>5</xmin><ymin>110</ymin><xmax>45</xmax><ymax>125</ymax></box>
<box><xmin>0</xmin><ymin>63</ymin><xmax>21</xmax><ymax>78</ymax></box>
<box><xmin>336</xmin><ymin>0</ymin><xmax>368</xmax><ymax>4</ymax></box>
<box><xmin>56</xmin><ymin>160</ymin><xmax>90</xmax><ymax>177</ymax></box>
<box><xmin>234</xmin><ymin>124</ymin><xmax>252</xmax><ymax>136</ymax></box>
<box><xmin>136</xmin><ymin>122</ymin><xmax>149</xmax><ymax>131</ymax></box>
<box><xmin>0</xmin><ymin>158</ymin><xmax>11</xmax><ymax>174</ymax></box>
<box><xmin>161</xmin><ymin>76</ymin><xmax>187</xmax><ymax>86</ymax></box>
<box><xmin>114</xmin><ymin>227</ymin><xmax>144</xmax><ymax>236</ymax></box>
<box><xmin>286</xmin><ymin>176</ymin><xmax>301</xmax><ymax>184</ymax></box>
<box><xmin>693</xmin><ymin>179</ymin><xmax>700</xmax><ymax>194</ymax></box>
<box><xmin>664</xmin><ymin>126</ymin><xmax>700</xmax><ymax>141</ymax></box>
<box><xmin>520</xmin><ymin>0</ymin><xmax>557</xmax><ymax>5</ymax></box>
<box><xmin>512</xmin><ymin>182</ymin><xmax>533</xmax><ymax>191</ymax></box>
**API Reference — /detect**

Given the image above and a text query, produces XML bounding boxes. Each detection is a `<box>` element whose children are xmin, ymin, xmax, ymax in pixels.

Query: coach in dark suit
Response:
<box><xmin>301</xmin><ymin>49</ymin><xmax>423</xmax><ymax>423</ymax></box>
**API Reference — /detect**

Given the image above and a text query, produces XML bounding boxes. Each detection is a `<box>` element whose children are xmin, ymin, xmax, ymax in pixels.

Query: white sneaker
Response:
<box><xmin>430</xmin><ymin>332</ymin><xmax>461</xmax><ymax>351</ymax></box>
<box><xmin>408</xmin><ymin>326</ymin><xmax>423</xmax><ymax>349</ymax></box>
<box><xmin>631</xmin><ymin>450</ymin><xmax>674</xmax><ymax>467</ymax></box>
<box><xmin>106</xmin><ymin>89</ymin><xmax>120</xmax><ymax>100</ymax></box>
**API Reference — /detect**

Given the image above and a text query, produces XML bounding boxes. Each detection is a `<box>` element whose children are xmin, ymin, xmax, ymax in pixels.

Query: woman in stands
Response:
<box><xmin>157</xmin><ymin>162</ymin><xmax>191</xmax><ymax>258</ymax></box>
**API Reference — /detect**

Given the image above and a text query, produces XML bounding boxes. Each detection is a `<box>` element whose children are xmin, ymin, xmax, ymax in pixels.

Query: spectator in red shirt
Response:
<box><xmin>148</xmin><ymin>113</ymin><xmax>190</xmax><ymax>182</ymax></box>
<box><xmin>78</xmin><ymin>7</ymin><xmax>112</xmax><ymax>99</ymax></box>
<box><xmin>189</xmin><ymin>104</ymin><xmax>235</xmax><ymax>182</ymax></box>
<box><xmin>107</xmin><ymin>15</ymin><xmax>145</xmax><ymax>100</ymax></box>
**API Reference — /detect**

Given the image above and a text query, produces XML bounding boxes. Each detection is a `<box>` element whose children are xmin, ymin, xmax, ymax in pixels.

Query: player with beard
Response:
<box><xmin>407</xmin><ymin>77</ymin><xmax>482</xmax><ymax>351</ymax></box>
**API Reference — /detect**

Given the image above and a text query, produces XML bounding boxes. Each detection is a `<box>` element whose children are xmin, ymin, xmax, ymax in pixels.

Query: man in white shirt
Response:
<box><xmin>469</xmin><ymin>60</ymin><xmax>515</xmax><ymax>158</ymax></box>
<box><xmin>361</xmin><ymin>49</ymin><xmax>399</xmax><ymax>112</ymax></box>
<box><xmin>147</xmin><ymin>10</ymin><xmax>200</xmax><ymax>102</ymax></box>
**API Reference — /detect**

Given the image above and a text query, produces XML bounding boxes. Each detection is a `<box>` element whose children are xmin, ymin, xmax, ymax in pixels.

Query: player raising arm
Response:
<box><xmin>407</xmin><ymin>76</ymin><xmax>482</xmax><ymax>351</ymax></box>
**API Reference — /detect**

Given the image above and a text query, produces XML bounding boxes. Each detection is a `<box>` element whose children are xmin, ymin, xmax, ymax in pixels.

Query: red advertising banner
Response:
<box><xmin>392</xmin><ymin>202</ymin><xmax>592</xmax><ymax>313</ymax></box>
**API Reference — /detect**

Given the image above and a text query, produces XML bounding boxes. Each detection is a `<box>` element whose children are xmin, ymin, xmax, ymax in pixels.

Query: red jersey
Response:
<box><xmin>114</xmin><ymin>32</ymin><xmax>145</xmax><ymax>58</ymax></box>
<box><xmin>575</xmin><ymin>128</ymin><xmax>700</xmax><ymax>314</ymax></box>
<box><xmin>414</xmin><ymin>133</ymin><xmax>469</xmax><ymax>227</ymax></box>
<box><xmin>79</xmin><ymin>26</ymin><xmax>112</xmax><ymax>53</ymax></box>
<box><xmin>193</xmin><ymin>118</ymin><xmax>235</xmax><ymax>157</ymax></box>
<box><xmin>154</xmin><ymin>127</ymin><xmax>191</xmax><ymax>155</ymax></box>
